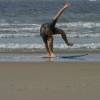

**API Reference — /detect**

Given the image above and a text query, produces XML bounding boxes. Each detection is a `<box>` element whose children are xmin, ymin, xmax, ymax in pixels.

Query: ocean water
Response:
<box><xmin>0</xmin><ymin>0</ymin><xmax>100</xmax><ymax>52</ymax></box>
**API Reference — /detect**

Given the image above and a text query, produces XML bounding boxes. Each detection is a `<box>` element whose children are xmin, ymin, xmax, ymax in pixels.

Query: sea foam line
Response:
<box><xmin>0</xmin><ymin>22</ymin><xmax>100</xmax><ymax>28</ymax></box>
<box><xmin>0</xmin><ymin>33</ymin><xmax>100</xmax><ymax>38</ymax></box>
<box><xmin>0</xmin><ymin>33</ymin><xmax>38</xmax><ymax>38</ymax></box>
<box><xmin>0</xmin><ymin>43</ymin><xmax>100</xmax><ymax>49</ymax></box>
<box><xmin>57</xmin><ymin>22</ymin><xmax>100</xmax><ymax>28</ymax></box>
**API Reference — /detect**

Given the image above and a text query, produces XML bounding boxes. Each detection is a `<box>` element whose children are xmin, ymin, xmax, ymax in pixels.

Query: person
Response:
<box><xmin>40</xmin><ymin>3</ymin><xmax>73</xmax><ymax>57</ymax></box>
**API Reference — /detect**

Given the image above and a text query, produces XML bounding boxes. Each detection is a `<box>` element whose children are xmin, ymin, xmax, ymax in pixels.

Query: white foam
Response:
<box><xmin>0</xmin><ymin>33</ymin><xmax>100</xmax><ymax>38</ymax></box>
<box><xmin>67</xmin><ymin>33</ymin><xmax>100</xmax><ymax>38</ymax></box>
<box><xmin>0</xmin><ymin>22</ymin><xmax>99</xmax><ymax>28</ymax></box>
<box><xmin>0</xmin><ymin>33</ymin><xmax>38</xmax><ymax>38</ymax></box>
<box><xmin>54</xmin><ymin>43</ymin><xmax>100</xmax><ymax>49</ymax></box>
<box><xmin>0</xmin><ymin>22</ymin><xmax>100</xmax><ymax>38</ymax></box>
<box><xmin>57</xmin><ymin>22</ymin><xmax>100</xmax><ymax>28</ymax></box>
<box><xmin>0</xmin><ymin>23</ymin><xmax>40</xmax><ymax>32</ymax></box>
<box><xmin>0</xmin><ymin>27</ymin><xmax>33</xmax><ymax>32</ymax></box>
<box><xmin>0</xmin><ymin>43</ymin><xmax>44</xmax><ymax>49</ymax></box>
<box><xmin>71</xmin><ymin>43</ymin><xmax>100</xmax><ymax>49</ymax></box>
<box><xmin>0</xmin><ymin>43</ymin><xmax>100</xmax><ymax>49</ymax></box>
<box><xmin>54</xmin><ymin>33</ymin><xmax>100</xmax><ymax>38</ymax></box>
<box><xmin>0</xmin><ymin>22</ymin><xmax>99</xmax><ymax>29</ymax></box>
<box><xmin>0</xmin><ymin>23</ymin><xmax>40</xmax><ymax>26</ymax></box>
<box><xmin>89</xmin><ymin>0</ymin><xmax>96</xmax><ymax>1</ymax></box>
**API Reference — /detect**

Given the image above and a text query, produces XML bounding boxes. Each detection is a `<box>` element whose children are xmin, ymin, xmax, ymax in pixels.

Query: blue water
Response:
<box><xmin>0</xmin><ymin>0</ymin><xmax>100</xmax><ymax>52</ymax></box>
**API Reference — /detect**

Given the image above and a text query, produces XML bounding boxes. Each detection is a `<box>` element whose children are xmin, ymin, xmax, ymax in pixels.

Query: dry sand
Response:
<box><xmin>0</xmin><ymin>62</ymin><xmax>100</xmax><ymax>100</ymax></box>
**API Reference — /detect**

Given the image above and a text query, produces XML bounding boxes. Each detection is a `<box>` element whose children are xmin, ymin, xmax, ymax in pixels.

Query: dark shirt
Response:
<box><xmin>48</xmin><ymin>19</ymin><xmax>57</xmax><ymax>28</ymax></box>
<box><xmin>40</xmin><ymin>18</ymin><xmax>57</xmax><ymax>35</ymax></box>
<box><xmin>46</xmin><ymin>19</ymin><xmax>57</xmax><ymax>32</ymax></box>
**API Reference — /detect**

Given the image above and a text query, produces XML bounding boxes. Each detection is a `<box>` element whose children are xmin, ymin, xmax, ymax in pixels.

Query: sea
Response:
<box><xmin>0</xmin><ymin>0</ymin><xmax>100</xmax><ymax>53</ymax></box>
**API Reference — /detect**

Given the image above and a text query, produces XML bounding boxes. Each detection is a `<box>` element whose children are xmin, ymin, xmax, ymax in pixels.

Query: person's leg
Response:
<box><xmin>40</xmin><ymin>23</ymin><xmax>56</xmax><ymax>57</ymax></box>
<box><xmin>54</xmin><ymin>28</ymin><xmax>73</xmax><ymax>46</ymax></box>
<box><xmin>40</xmin><ymin>24</ymin><xmax>52</xmax><ymax>56</ymax></box>
<box><xmin>41</xmin><ymin>35</ymin><xmax>51</xmax><ymax>56</ymax></box>
<box><xmin>47</xmin><ymin>35</ymin><xmax>55</xmax><ymax>57</ymax></box>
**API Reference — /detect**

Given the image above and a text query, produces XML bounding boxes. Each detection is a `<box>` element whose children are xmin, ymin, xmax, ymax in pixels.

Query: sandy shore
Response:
<box><xmin>0</xmin><ymin>62</ymin><xmax>100</xmax><ymax>100</ymax></box>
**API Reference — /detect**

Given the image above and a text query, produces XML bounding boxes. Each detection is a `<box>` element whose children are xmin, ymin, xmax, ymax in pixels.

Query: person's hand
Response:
<box><xmin>67</xmin><ymin>42</ymin><xmax>73</xmax><ymax>46</ymax></box>
<box><xmin>63</xmin><ymin>3</ymin><xmax>70</xmax><ymax>9</ymax></box>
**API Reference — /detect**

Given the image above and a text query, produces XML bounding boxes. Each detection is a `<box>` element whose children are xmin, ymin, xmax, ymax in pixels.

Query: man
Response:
<box><xmin>40</xmin><ymin>3</ymin><xmax>73</xmax><ymax>57</ymax></box>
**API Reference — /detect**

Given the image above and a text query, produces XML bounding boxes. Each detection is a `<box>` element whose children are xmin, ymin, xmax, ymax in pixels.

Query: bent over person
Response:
<box><xmin>40</xmin><ymin>3</ymin><xmax>73</xmax><ymax>57</ymax></box>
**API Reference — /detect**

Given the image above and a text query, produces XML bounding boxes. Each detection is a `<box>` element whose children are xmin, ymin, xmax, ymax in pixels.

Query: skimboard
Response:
<box><xmin>60</xmin><ymin>53</ymin><xmax>88</xmax><ymax>59</ymax></box>
<box><xmin>41</xmin><ymin>54</ymin><xmax>88</xmax><ymax>59</ymax></box>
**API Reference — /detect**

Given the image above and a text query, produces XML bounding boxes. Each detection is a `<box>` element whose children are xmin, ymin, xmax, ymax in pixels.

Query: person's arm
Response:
<box><xmin>52</xmin><ymin>3</ymin><xmax>70</xmax><ymax>22</ymax></box>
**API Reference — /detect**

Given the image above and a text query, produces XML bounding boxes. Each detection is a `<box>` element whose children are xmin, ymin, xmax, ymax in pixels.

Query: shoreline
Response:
<box><xmin>0</xmin><ymin>50</ymin><xmax>100</xmax><ymax>62</ymax></box>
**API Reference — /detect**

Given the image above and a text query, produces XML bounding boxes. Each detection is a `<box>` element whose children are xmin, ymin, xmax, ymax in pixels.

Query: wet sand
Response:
<box><xmin>0</xmin><ymin>62</ymin><xmax>100</xmax><ymax>100</ymax></box>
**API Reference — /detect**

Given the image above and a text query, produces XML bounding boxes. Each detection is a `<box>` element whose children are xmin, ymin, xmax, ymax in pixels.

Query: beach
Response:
<box><xmin>0</xmin><ymin>0</ymin><xmax>100</xmax><ymax>99</ymax></box>
<box><xmin>0</xmin><ymin>61</ymin><xmax>100</xmax><ymax>100</ymax></box>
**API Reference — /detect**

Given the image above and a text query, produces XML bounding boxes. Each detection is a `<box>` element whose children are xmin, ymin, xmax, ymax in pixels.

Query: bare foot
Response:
<box><xmin>50</xmin><ymin>53</ymin><xmax>56</xmax><ymax>57</ymax></box>
<box><xmin>47</xmin><ymin>53</ymin><xmax>56</xmax><ymax>57</ymax></box>
<box><xmin>47</xmin><ymin>53</ymin><xmax>51</xmax><ymax>57</ymax></box>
